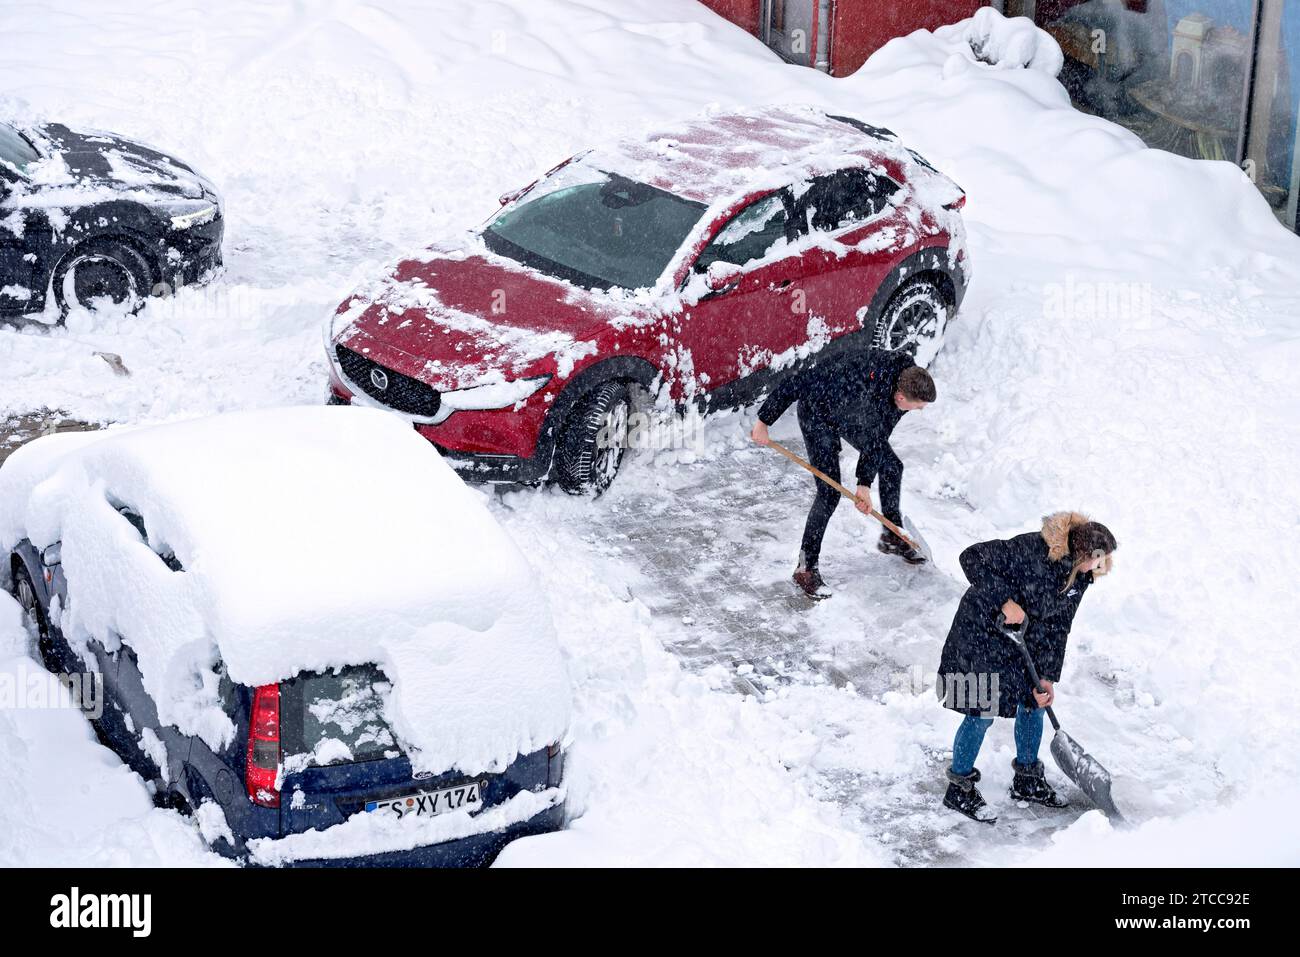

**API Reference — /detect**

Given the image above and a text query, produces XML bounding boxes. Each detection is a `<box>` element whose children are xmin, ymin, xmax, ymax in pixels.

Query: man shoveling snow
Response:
<box><xmin>751</xmin><ymin>347</ymin><xmax>936</xmax><ymax>599</ymax></box>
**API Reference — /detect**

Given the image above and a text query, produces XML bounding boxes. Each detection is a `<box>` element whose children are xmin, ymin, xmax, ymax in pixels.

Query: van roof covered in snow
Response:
<box><xmin>0</xmin><ymin>406</ymin><xmax>570</xmax><ymax>775</ymax></box>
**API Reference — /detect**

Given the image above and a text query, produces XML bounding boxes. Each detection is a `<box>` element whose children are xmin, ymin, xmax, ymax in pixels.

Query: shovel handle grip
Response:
<box><xmin>767</xmin><ymin>440</ymin><xmax>917</xmax><ymax>547</ymax></box>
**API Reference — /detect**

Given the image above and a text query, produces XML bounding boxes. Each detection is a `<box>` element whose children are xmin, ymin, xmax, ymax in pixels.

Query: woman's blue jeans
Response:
<box><xmin>950</xmin><ymin>703</ymin><xmax>1044</xmax><ymax>775</ymax></box>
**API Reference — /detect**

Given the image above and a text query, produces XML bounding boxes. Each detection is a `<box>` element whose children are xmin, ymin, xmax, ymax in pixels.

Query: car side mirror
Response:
<box><xmin>41</xmin><ymin>543</ymin><xmax>62</xmax><ymax>566</ymax></box>
<box><xmin>705</xmin><ymin>261</ymin><xmax>742</xmax><ymax>292</ymax></box>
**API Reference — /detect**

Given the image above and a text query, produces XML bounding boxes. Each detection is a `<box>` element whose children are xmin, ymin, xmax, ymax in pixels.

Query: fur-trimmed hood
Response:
<box><xmin>1041</xmin><ymin>511</ymin><xmax>1113</xmax><ymax>575</ymax></box>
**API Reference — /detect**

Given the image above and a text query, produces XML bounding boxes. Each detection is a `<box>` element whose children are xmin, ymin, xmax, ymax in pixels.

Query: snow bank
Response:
<box><xmin>1038</xmin><ymin>791</ymin><xmax>1300</xmax><ymax>867</ymax></box>
<box><xmin>0</xmin><ymin>406</ymin><xmax>570</xmax><ymax>775</ymax></box>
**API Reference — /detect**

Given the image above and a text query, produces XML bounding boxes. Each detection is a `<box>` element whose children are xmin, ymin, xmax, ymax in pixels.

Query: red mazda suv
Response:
<box><xmin>326</xmin><ymin>106</ymin><xmax>968</xmax><ymax>494</ymax></box>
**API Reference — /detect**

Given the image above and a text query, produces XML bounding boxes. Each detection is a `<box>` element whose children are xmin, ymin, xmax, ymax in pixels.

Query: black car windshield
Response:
<box><xmin>483</xmin><ymin>166</ymin><xmax>706</xmax><ymax>291</ymax></box>
<box><xmin>0</xmin><ymin>123</ymin><xmax>40</xmax><ymax>176</ymax></box>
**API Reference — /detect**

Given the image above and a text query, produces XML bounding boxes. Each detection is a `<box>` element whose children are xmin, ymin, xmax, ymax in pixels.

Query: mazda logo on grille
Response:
<box><xmin>370</xmin><ymin>368</ymin><xmax>389</xmax><ymax>391</ymax></box>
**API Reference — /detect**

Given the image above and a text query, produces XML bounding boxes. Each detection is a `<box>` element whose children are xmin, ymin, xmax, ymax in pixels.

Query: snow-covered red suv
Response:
<box><xmin>326</xmin><ymin>106</ymin><xmax>969</xmax><ymax>494</ymax></box>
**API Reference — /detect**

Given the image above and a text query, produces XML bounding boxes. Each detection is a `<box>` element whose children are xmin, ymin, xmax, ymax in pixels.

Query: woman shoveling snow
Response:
<box><xmin>935</xmin><ymin>512</ymin><xmax>1117</xmax><ymax>824</ymax></box>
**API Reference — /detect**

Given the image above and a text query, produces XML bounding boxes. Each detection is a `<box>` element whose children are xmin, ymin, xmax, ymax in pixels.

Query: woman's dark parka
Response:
<box><xmin>937</xmin><ymin>512</ymin><xmax>1102</xmax><ymax>718</ymax></box>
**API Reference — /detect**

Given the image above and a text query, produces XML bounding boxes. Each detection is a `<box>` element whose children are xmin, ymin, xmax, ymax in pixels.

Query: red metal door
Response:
<box><xmin>829</xmin><ymin>0</ymin><xmax>990</xmax><ymax>76</ymax></box>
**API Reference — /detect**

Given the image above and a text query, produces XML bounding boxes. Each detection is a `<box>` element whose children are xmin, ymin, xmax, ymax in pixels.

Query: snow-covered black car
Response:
<box><xmin>0</xmin><ymin>120</ymin><xmax>223</xmax><ymax>319</ymax></box>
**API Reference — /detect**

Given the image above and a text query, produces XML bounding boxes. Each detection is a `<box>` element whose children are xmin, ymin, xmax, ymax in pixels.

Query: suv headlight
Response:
<box><xmin>163</xmin><ymin>200</ymin><xmax>218</xmax><ymax>230</ymax></box>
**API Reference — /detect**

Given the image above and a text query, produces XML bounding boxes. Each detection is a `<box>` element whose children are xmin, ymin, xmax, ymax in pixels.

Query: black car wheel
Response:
<box><xmin>152</xmin><ymin>787</ymin><xmax>193</xmax><ymax>815</ymax></box>
<box><xmin>554</xmin><ymin>381</ymin><xmax>633</xmax><ymax>496</ymax></box>
<box><xmin>9</xmin><ymin>561</ymin><xmax>58</xmax><ymax>670</ymax></box>
<box><xmin>52</xmin><ymin>239</ymin><xmax>153</xmax><ymax>317</ymax></box>
<box><xmin>872</xmin><ymin>278</ymin><xmax>950</xmax><ymax>360</ymax></box>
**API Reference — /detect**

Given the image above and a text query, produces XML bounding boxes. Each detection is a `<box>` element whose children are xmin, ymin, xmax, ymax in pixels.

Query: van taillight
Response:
<box><xmin>246</xmin><ymin>683</ymin><xmax>281</xmax><ymax>808</ymax></box>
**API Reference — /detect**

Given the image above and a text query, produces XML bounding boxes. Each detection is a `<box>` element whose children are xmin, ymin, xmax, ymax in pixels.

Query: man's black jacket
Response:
<box><xmin>757</xmin><ymin>348</ymin><xmax>916</xmax><ymax>483</ymax></box>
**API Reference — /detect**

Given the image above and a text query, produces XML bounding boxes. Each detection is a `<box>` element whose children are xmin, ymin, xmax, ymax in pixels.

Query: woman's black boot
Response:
<box><xmin>1009</xmin><ymin>759</ymin><xmax>1070</xmax><ymax>808</ymax></box>
<box><xmin>943</xmin><ymin>767</ymin><xmax>997</xmax><ymax>824</ymax></box>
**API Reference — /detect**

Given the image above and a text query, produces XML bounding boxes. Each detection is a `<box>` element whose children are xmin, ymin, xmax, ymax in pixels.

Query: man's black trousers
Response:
<box><xmin>797</xmin><ymin>406</ymin><xmax>903</xmax><ymax>569</ymax></box>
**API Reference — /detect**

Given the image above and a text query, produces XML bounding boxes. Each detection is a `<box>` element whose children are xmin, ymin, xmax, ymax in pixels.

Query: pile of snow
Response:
<box><xmin>0</xmin><ymin>406</ymin><xmax>570</xmax><ymax>775</ymax></box>
<box><xmin>1037</xmin><ymin>792</ymin><xmax>1300</xmax><ymax>867</ymax></box>
<box><xmin>960</xmin><ymin>7</ymin><xmax>1064</xmax><ymax>74</ymax></box>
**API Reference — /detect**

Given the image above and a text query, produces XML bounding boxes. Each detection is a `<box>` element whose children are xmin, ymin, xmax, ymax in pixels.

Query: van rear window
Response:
<box><xmin>280</xmin><ymin>664</ymin><xmax>399</xmax><ymax>767</ymax></box>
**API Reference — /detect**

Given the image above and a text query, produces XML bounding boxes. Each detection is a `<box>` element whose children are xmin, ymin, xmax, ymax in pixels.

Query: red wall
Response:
<box><xmin>697</xmin><ymin>1</ymin><xmax>994</xmax><ymax>76</ymax></box>
<box><xmin>698</xmin><ymin>0</ymin><xmax>762</xmax><ymax>36</ymax></box>
<box><xmin>830</xmin><ymin>0</ymin><xmax>989</xmax><ymax>76</ymax></box>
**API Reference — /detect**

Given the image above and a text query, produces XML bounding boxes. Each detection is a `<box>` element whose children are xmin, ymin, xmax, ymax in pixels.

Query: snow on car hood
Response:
<box><xmin>0</xmin><ymin>406</ymin><xmax>570</xmax><ymax>775</ymax></box>
<box><xmin>5</xmin><ymin>122</ymin><xmax>220</xmax><ymax>210</ymax></box>
<box><xmin>333</xmin><ymin>242</ymin><xmax>609</xmax><ymax>391</ymax></box>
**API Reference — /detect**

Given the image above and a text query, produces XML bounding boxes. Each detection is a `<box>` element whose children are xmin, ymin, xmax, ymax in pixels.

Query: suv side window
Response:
<box><xmin>694</xmin><ymin>192</ymin><xmax>794</xmax><ymax>273</ymax></box>
<box><xmin>797</xmin><ymin>168</ymin><xmax>899</xmax><ymax>234</ymax></box>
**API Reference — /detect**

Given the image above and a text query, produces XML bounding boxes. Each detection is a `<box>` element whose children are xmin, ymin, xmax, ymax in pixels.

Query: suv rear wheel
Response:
<box><xmin>553</xmin><ymin>381</ymin><xmax>632</xmax><ymax>496</ymax></box>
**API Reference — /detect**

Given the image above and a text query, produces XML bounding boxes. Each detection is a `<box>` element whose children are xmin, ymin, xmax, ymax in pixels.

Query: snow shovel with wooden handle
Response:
<box><xmin>767</xmin><ymin>440</ymin><xmax>932</xmax><ymax>562</ymax></box>
<box><xmin>1000</xmin><ymin>615</ymin><xmax>1126</xmax><ymax>824</ymax></box>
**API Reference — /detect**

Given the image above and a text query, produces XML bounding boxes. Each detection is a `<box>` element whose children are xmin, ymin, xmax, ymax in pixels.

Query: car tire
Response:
<box><xmin>152</xmin><ymin>787</ymin><xmax>192</xmax><ymax>815</ymax></box>
<box><xmin>553</xmin><ymin>380</ymin><xmax>633</xmax><ymax>496</ymax></box>
<box><xmin>9</xmin><ymin>560</ymin><xmax>57</xmax><ymax>671</ymax></box>
<box><xmin>871</xmin><ymin>277</ymin><xmax>950</xmax><ymax>363</ymax></box>
<box><xmin>52</xmin><ymin>238</ymin><xmax>154</xmax><ymax>318</ymax></box>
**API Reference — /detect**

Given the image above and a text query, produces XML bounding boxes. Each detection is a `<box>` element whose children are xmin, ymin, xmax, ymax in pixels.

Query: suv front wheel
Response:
<box><xmin>872</xmin><ymin>277</ymin><xmax>950</xmax><ymax>363</ymax></box>
<box><xmin>553</xmin><ymin>381</ymin><xmax>632</xmax><ymax>496</ymax></box>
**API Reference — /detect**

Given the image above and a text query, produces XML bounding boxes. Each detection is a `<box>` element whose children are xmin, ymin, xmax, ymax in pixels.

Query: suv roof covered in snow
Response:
<box><xmin>582</xmin><ymin>105</ymin><xmax>922</xmax><ymax>205</ymax></box>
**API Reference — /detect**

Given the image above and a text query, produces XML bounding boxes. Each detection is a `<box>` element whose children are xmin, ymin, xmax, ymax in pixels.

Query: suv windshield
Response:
<box><xmin>483</xmin><ymin>166</ymin><xmax>706</xmax><ymax>291</ymax></box>
<box><xmin>0</xmin><ymin>123</ymin><xmax>40</xmax><ymax>176</ymax></box>
<box><xmin>280</xmin><ymin>664</ymin><xmax>398</xmax><ymax>767</ymax></box>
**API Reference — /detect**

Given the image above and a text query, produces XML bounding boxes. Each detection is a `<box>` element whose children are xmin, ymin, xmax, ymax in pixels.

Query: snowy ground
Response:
<box><xmin>3</xmin><ymin>1</ymin><xmax>1299</xmax><ymax>866</ymax></box>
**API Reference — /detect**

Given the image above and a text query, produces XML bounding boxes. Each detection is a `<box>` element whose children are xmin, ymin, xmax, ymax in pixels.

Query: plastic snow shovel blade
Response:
<box><xmin>1050</xmin><ymin>728</ymin><xmax>1126</xmax><ymax>824</ymax></box>
<box><xmin>902</xmin><ymin>516</ymin><xmax>933</xmax><ymax>563</ymax></box>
